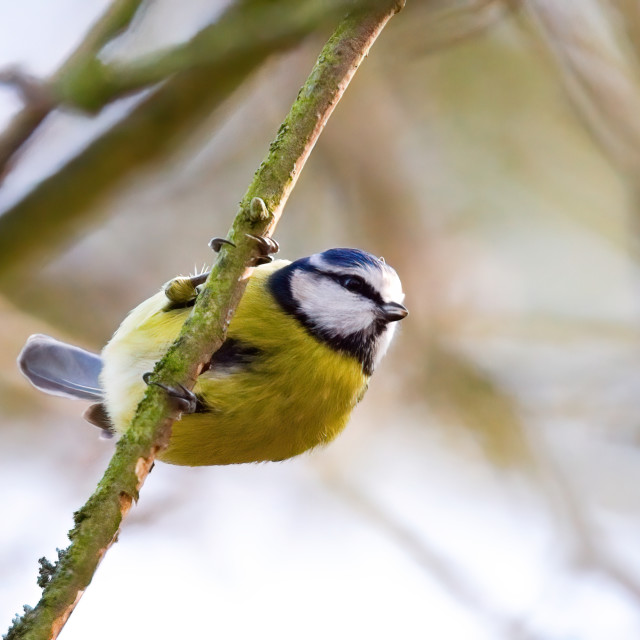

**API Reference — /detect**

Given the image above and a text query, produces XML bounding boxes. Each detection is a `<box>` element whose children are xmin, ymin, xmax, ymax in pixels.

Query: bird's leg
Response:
<box><xmin>165</xmin><ymin>230</ymin><xmax>277</xmax><ymax>307</ymax></box>
<box><xmin>246</xmin><ymin>233</ymin><xmax>280</xmax><ymax>266</ymax></box>
<box><xmin>163</xmin><ymin>272</ymin><xmax>209</xmax><ymax>308</ymax></box>
<box><xmin>164</xmin><ymin>235</ymin><xmax>236</xmax><ymax>308</ymax></box>
<box><xmin>142</xmin><ymin>372</ymin><xmax>198</xmax><ymax>415</ymax></box>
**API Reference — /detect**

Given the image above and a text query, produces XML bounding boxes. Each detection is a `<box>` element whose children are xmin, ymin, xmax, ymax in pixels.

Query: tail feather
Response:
<box><xmin>18</xmin><ymin>334</ymin><xmax>103</xmax><ymax>401</ymax></box>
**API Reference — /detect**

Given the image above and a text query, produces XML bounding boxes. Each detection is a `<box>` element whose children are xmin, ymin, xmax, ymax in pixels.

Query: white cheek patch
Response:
<box><xmin>374</xmin><ymin>323</ymin><xmax>396</xmax><ymax>368</ymax></box>
<box><xmin>290</xmin><ymin>270</ymin><xmax>376</xmax><ymax>336</ymax></box>
<box><xmin>379</xmin><ymin>268</ymin><xmax>405</xmax><ymax>305</ymax></box>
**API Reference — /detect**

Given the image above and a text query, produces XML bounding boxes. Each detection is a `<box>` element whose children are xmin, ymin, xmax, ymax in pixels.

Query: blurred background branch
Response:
<box><xmin>0</xmin><ymin>0</ymin><xmax>145</xmax><ymax>178</ymax></box>
<box><xmin>521</xmin><ymin>0</ymin><xmax>640</xmax><ymax>178</ymax></box>
<box><xmin>0</xmin><ymin>0</ymin><xmax>381</xmax><ymax>293</ymax></box>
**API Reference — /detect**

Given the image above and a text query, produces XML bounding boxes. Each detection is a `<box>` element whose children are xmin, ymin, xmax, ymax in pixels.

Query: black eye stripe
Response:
<box><xmin>332</xmin><ymin>274</ymin><xmax>379</xmax><ymax>301</ymax></box>
<box><xmin>293</xmin><ymin>262</ymin><xmax>385</xmax><ymax>304</ymax></box>
<box><xmin>319</xmin><ymin>269</ymin><xmax>383</xmax><ymax>305</ymax></box>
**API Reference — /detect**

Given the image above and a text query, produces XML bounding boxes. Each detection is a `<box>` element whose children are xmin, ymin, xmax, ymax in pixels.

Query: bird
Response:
<box><xmin>17</xmin><ymin>245</ymin><xmax>407</xmax><ymax>466</ymax></box>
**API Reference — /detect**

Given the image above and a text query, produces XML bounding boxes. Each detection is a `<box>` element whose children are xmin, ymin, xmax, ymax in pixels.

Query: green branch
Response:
<box><xmin>4</xmin><ymin>1</ymin><xmax>404</xmax><ymax>638</ymax></box>
<box><xmin>55</xmin><ymin>0</ymin><xmax>144</xmax><ymax>76</ymax></box>
<box><xmin>55</xmin><ymin>0</ymin><xmax>367</xmax><ymax>111</ymax></box>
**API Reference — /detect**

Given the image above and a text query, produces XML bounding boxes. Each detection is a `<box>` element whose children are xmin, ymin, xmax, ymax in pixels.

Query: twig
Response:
<box><xmin>0</xmin><ymin>0</ymin><xmax>145</xmax><ymax>178</ymax></box>
<box><xmin>54</xmin><ymin>0</ymin><xmax>145</xmax><ymax>75</ymax></box>
<box><xmin>4</xmin><ymin>2</ymin><xmax>404</xmax><ymax>638</ymax></box>
<box><xmin>0</xmin><ymin>104</ymin><xmax>52</xmax><ymax>184</ymax></box>
<box><xmin>55</xmin><ymin>0</ymin><xmax>370</xmax><ymax>110</ymax></box>
<box><xmin>418</xmin><ymin>0</ymin><xmax>511</xmax><ymax>54</ymax></box>
<box><xmin>521</xmin><ymin>0</ymin><xmax>640</xmax><ymax>177</ymax></box>
<box><xmin>0</xmin><ymin>0</ymin><xmax>377</xmax><ymax>184</ymax></box>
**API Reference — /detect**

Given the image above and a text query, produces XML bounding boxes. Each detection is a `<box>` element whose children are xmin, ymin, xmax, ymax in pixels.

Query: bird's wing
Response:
<box><xmin>17</xmin><ymin>334</ymin><xmax>103</xmax><ymax>401</ymax></box>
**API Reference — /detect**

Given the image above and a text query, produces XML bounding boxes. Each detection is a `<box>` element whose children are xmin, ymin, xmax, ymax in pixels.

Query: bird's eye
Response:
<box><xmin>339</xmin><ymin>275</ymin><xmax>366</xmax><ymax>293</ymax></box>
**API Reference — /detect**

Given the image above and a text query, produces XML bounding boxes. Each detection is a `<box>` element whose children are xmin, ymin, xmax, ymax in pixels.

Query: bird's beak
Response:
<box><xmin>379</xmin><ymin>302</ymin><xmax>408</xmax><ymax>323</ymax></box>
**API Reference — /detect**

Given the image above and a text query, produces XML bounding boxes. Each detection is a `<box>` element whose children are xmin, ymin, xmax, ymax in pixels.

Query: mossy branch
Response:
<box><xmin>4</xmin><ymin>1</ymin><xmax>404</xmax><ymax>638</ymax></box>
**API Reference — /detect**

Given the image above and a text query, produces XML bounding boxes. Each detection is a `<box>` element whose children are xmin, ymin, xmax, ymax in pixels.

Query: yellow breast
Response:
<box><xmin>100</xmin><ymin>261</ymin><xmax>368</xmax><ymax>466</ymax></box>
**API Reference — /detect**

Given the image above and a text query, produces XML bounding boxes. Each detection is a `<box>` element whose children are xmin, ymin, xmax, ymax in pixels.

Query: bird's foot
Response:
<box><xmin>142</xmin><ymin>372</ymin><xmax>197</xmax><ymax>414</ymax></box>
<box><xmin>208</xmin><ymin>232</ymin><xmax>279</xmax><ymax>266</ymax></box>
<box><xmin>246</xmin><ymin>233</ymin><xmax>279</xmax><ymax>266</ymax></box>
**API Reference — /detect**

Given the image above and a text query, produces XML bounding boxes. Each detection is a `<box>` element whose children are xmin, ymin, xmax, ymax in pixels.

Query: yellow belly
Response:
<box><xmin>100</xmin><ymin>262</ymin><xmax>368</xmax><ymax>466</ymax></box>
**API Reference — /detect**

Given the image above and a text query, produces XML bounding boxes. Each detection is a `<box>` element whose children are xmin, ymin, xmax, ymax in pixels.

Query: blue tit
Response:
<box><xmin>18</xmin><ymin>248</ymin><xmax>407</xmax><ymax>466</ymax></box>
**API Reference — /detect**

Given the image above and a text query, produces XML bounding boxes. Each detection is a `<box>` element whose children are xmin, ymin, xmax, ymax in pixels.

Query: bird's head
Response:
<box><xmin>269</xmin><ymin>248</ymin><xmax>407</xmax><ymax>375</ymax></box>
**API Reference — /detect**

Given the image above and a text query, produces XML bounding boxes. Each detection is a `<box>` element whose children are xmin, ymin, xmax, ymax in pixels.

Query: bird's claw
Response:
<box><xmin>209</xmin><ymin>233</ymin><xmax>279</xmax><ymax>266</ymax></box>
<box><xmin>246</xmin><ymin>233</ymin><xmax>279</xmax><ymax>254</ymax></box>
<box><xmin>246</xmin><ymin>234</ymin><xmax>279</xmax><ymax>266</ymax></box>
<box><xmin>209</xmin><ymin>237</ymin><xmax>236</xmax><ymax>252</ymax></box>
<box><xmin>142</xmin><ymin>372</ymin><xmax>198</xmax><ymax>414</ymax></box>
